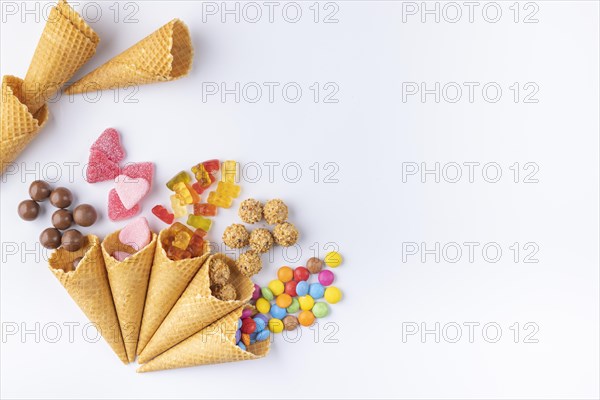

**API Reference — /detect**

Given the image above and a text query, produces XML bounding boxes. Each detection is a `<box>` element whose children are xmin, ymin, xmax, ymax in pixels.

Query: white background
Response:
<box><xmin>1</xmin><ymin>1</ymin><xmax>599</xmax><ymax>399</ymax></box>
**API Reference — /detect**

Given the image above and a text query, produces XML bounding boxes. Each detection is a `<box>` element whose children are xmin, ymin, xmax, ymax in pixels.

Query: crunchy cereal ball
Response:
<box><xmin>237</xmin><ymin>251</ymin><xmax>262</xmax><ymax>277</ymax></box>
<box><xmin>209</xmin><ymin>258</ymin><xmax>230</xmax><ymax>286</ymax></box>
<box><xmin>222</xmin><ymin>224</ymin><xmax>250</xmax><ymax>248</ymax></box>
<box><xmin>249</xmin><ymin>228</ymin><xmax>274</xmax><ymax>254</ymax></box>
<box><xmin>211</xmin><ymin>283</ymin><xmax>237</xmax><ymax>301</ymax></box>
<box><xmin>264</xmin><ymin>199</ymin><xmax>288</xmax><ymax>225</ymax></box>
<box><xmin>273</xmin><ymin>222</ymin><xmax>299</xmax><ymax>247</ymax></box>
<box><xmin>239</xmin><ymin>198</ymin><xmax>263</xmax><ymax>224</ymax></box>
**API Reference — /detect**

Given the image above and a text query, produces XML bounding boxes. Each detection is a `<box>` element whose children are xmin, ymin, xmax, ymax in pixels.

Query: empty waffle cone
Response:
<box><xmin>22</xmin><ymin>0</ymin><xmax>99</xmax><ymax>114</ymax></box>
<box><xmin>101</xmin><ymin>230</ymin><xmax>158</xmax><ymax>363</ymax></box>
<box><xmin>138</xmin><ymin>254</ymin><xmax>254</xmax><ymax>363</ymax></box>
<box><xmin>66</xmin><ymin>19</ymin><xmax>193</xmax><ymax>95</ymax></box>
<box><xmin>136</xmin><ymin>229</ymin><xmax>210</xmax><ymax>355</ymax></box>
<box><xmin>48</xmin><ymin>235</ymin><xmax>128</xmax><ymax>364</ymax></box>
<box><xmin>1</xmin><ymin>76</ymin><xmax>49</xmax><ymax>174</ymax></box>
<box><xmin>137</xmin><ymin>306</ymin><xmax>270</xmax><ymax>372</ymax></box>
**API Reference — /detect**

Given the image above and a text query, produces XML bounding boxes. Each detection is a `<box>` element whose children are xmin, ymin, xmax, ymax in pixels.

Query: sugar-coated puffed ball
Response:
<box><xmin>211</xmin><ymin>283</ymin><xmax>237</xmax><ymax>301</ymax></box>
<box><xmin>237</xmin><ymin>251</ymin><xmax>262</xmax><ymax>277</ymax></box>
<box><xmin>263</xmin><ymin>199</ymin><xmax>288</xmax><ymax>224</ymax></box>
<box><xmin>223</xmin><ymin>224</ymin><xmax>250</xmax><ymax>248</ymax></box>
<box><xmin>249</xmin><ymin>228</ymin><xmax>273</xmax><ymax>253</ymax></box>
<box><xmin>238</xmin><ymin>198</ymin><xmax>264</xmax><ymax>224</ymax></box>
<box><xmin>273</xmin><ymin>222</ymin><xmax>299</xmax><ymax>247</ymax></box>
<box><xmin>209</xmin><ymin>258</ymin><xmax>231</xmax><ymax>285</ymax></box>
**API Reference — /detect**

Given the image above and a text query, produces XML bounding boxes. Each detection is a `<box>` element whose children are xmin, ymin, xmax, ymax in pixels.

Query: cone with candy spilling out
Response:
<box><xmin>138</xmin><ymin>254</ymin><xmax>254</xmax><ymax>363</ymax></box>
<box><xmin>101</xmin><ymin>230</ymin><xmax>158</xmax><ymax>362</ymax></box>
<box><xmin>48</xmin><ymin>235</ymin><xmax>129</xmax><ymax>364</ymax></box>
<box><xmin>137</xmin><ymin>306</ymin><xmax>270</xmax><ymax>373</ymax></box>
<box><xmin>136</xmin><ymin>228</ymin><xmax>210</xmax><ymax>355</ymax></box>
<box><xmin>66</xmin><ymin>19</ymin><xmax>193</xmax><ymax>95</ymax></box>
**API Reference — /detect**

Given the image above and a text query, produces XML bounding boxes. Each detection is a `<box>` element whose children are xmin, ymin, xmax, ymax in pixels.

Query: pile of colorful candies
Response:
<box><xmin>161</xmin><ymin>222</ymin><xmax>207</xmax><ymax>261</ymax></box>
<box><xmin>152</xmin><ymin>160</ymin><xmax>241</xmax><ymax>232</ymax></box>
<box><xmin>235</xmin><ymin>308</ymin><xmax>270</xmax><ymax>350</ymax></box>
<box><xmin>251</xmin><ymin>252</ymin><xmax>343</xmax><ymax>334</ymax></box>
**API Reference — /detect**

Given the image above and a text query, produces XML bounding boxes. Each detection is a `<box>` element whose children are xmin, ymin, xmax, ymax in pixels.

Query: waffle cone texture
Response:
<box><xmin>138</xmin><ymin>254</ymin><xmax>254</xmax><ymax>363</ymax></box>
<box><xmin>101</xmin><ymin>231</ymin><xmax>157</xmax><ymax>362</ymax></box>
<box><xmin>136</xmin><ymin>229</ymin><xmax>210</xmax><ymax>355</ymax></box>
<box><xmin>1</xmin><ymin>0</ymin><xmax>98</xmax><ymax>173</ymax></box>
<box><xmin>48</xmin><ymin>235</ymin><xmax>128</xmax><ymax>364</ymax></box>
<box><xmin>137</xmin><ymin>306</ymin><xmax>270</xmax><ymax>373</ymax></box>
<box><xmin>66</xmin><ymin>19</ymin><xmax>193</xmax><ymax>94</ymax></box>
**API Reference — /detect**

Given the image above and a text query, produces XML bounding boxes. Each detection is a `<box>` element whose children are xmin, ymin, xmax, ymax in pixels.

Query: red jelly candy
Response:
<box><xmin>152</xmin><ymin>205</ymin><xmax>174</xmax><ymax>224</ymax></box>
<box><xmin>193</xmin><ymin>203</ymin><xmax>217</xmax><ymax>216</ymax></box>
<box><xmin>241</xmin><ymin>318</ymin><xmax>256</xmax><ymax>334</ymax></box>
<box><xmin>202</xmin><ymin>159</ymin><xmax>220</xmax><ymax>175</ymax></box>
<box><xmin>167</xmin><ymin>245</ymin><xmax>191</xmax><ymax>260</ymax></box>
<box><xmin>187</xmin><ymin>229</ymin><xmax>206</xmax><ymax>257</ymax></box>
<box><xmin>122</xmin><ymin>162</ymin><xmax>154</xmax><ymax>188</ymax></box>
<box><xmin>91</xmin><ymin>128</ymin><xmax>125</xmax><ymax>163</ymax></box>
<box><xmin>285</xmin><ymin>280</ymin><xmax>298</xmax><ymax>297</ymax></box>
<box><xmin>294</xmin><ymin>267</ymin><xmax>310</xmax><ymax>282</ymax></box>
<box><xmin>108</xmin><ymin>189</ymin><xmax>140</xmax><ymax>221</ymax></box>
<box><xmin>87</xmin><ymin>149</ymin><xmax>120</xmax><ymax>183</ymax></box>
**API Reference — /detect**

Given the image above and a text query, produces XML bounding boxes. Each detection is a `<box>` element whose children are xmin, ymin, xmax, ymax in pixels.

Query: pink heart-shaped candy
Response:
<box><xmin>118</xmin><ymin>217</ymin><xmax>151</xmax><ymax>251</ymax></box>
<box><xmin>114</xmin><ymin>174</ymin><xmax>150</xmax><ymax>210</ymax></box>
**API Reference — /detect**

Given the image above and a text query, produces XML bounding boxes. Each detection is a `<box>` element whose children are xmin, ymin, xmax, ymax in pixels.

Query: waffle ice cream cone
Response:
<box><xmin>48</xmin><ymin>235</ymin><xmax>128</xmax><ymax>364</ymax></box>
<box><xmin>136</xmin><ymin>229</ymin><xmax>210</xmax><ymax>355</ymax></box>
<box><xmin>138</xmin><ymin>254</ymin><xmax>254</xmax><ymax>363</ymax></box>
<box><xmin>101</xmin><ymin>230</ymin><xmax>158</xmax><ymax>363</ymax></box>
<box><xmin>22</xmin><ymin>0</ymin><xmax>99</xmax><ymax>114</ymax></box>
<box><xmin>1</xmin><ymin>76</ymin><xmax>49</xmax><ymax>174</ymax></box>
<box><xmin>137</xmin><ymin>306</ymin><xmax>270</xmax><ymax>372</ymax></box>
<box><xmin>66</xmin><ymin>19</ymin><xmax>193</xmax><ymax>95</ymax></box>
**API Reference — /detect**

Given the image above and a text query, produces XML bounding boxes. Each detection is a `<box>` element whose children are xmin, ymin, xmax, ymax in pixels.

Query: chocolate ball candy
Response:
<box><xmin>61</xmin><ymin>229</ymin><xmax>83</xmax><ymax>252</ymax></box>
<box><xmin>40</xmin><ymin>228</ymin><xmax>62</xmax><ymax>249</ymax></box>
<box><xmin>306</xmin><ymin>257</ymin><xmax>324</xmax><ymax>274</ymax></box>
<box><xmin>51</xmin><ymin>209</ymin><xmax>73</xmax><ymax>230</ymax></box>
<box><xmin>18</xmin><ymin>200</ymin><xmax>40</xmax><ymax>221</ymax></box>
<box><xmin>49</xmin><ymin>187</ymin><xmax>73</xmax><ymax>208</ymax></box>
<box><xmin>29</xmin><ymin>180</ymin><xmax>52</xmax><ymax>201</ymax></box>
<box><xmin>72</xmin><ymin>257</ymin><xmax>83</xmax><ymax>270</ymax></box>
<box><xmin>73</xmin><ymin>204</ymin><xmax>97</xmax><ymax>227</ymax></box>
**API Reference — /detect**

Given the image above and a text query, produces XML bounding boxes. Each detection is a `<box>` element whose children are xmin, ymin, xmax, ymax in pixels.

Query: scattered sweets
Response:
<box><xmin>162</xmin><ymin>222</ymin><xmax>207</xmax><ymax>261</ymax></box>
<box><xmin>249</xmin><ymin>228</ymin><xmax>273</xmax><ymax>253</ymax></box>
<box><xmin>61</xmin><ymin>229</ymin><xmax>84</xmax><ymax>252</ymax></box>
<box><xmin>49</xmin><ymin>187</ymin><xmax>73</xmax><ymax>208</ymax></box>
<box><xmin>108</xmin><ymin>189</ymin><xmax>140</xmax><ymax>221</ymax></box>
<box><xmin>252</xmin><ymin>284</ymin><xmax>261</xmax><ymax>301</ymax></box>
<box><xmin>277</xmin><ymin>266</ymin><xmax>294</xmax><ymax>283</ymax></box>
<box><xmin>273</xmin><ymin>222</ymin><xmax>299</xmax><ymax>246</ymax></box>
<box><xmin>285</xmin><ymin>280</ymin><xmax>298</xmax><ymax>297</ymax></box>
<box><xmin>193</xmin><ymin>203</ymin><xmax>217</xmax><ymax>217</ymax></box>
<box><xmin>235</xmin><ymin>307</ymin><xmax>271</xmax><ymax>351</ymax></box>
<box><xmin>29</xmin><ymin>180</ymin><xmax>51</xmax><ymax>201</ymax></box>
<box><xmin>222</xmin><ymin>224</ymin><xmax>249</xmax><ymax>248</ymax></box>
<box><xmin>170</xmin><ymin>194</ymin><xmax>187</xmax><ymax>218</ymax></box>
<box><xmin>121</xmin><ymin>162</ymin><xmax>154</xmax><ymax>188</ymax></box>
<box><xmin>306</xmin><ymin>257</ymin><xmax>324</xmax><ymax>274</ymax></box>
<box><xmin>237</xmin><ymin>251</ymin><xmax>262</xmax><ymax>276</ymax></box>
<box><xmin>298</xmin><ymin>310</ymin><xmax>315</xmax><ymax>327</ymax></box>
<box><xmin>18</xmin><ymin>200</ymin><xmax>39</xmax><ymax>221</ymax></box>
<box><xmin>256</xmin><ymin>298</ymin><xmax>271</xmax><ymax>314</ymax></box>
<box><xmin>238</xmin><ymin>198</ymin><xmax>263</xmax><ymax>224</ymax></box>
<box><xmin>51</xmin><ymin>209</ymin><xmax>73</xmax><ymax>230</ymax></box>
<box><xmin>324</xmin><ymin>251</ymin><xmax>342</xmax><ymax>267</ymax></box>
<box><xmin>276</xmin><ymin>293</ymin><xmax>292</xmax><ymax>308</ymax></box>
<box><xmin>268</xmin><ymin>318</ymin><xmax>284</xmax><ymax>333</ymax></box>
<box><xmin>187</xmin><ymin>214</ymin><xmax>212</xmax><ymax>232</ymax></box>
<box><xmin>312</xmin><ymin>302</ymin><xmax>329</xmax><ymax>318</ymax></box>
<box><xmin>263</xmin><ymin>199</ymin><xmax>288</xmax><ymax>225</ymax></box>
<box><xmin>261</xmin><ymin>287</ymin><xmax>274</xmax><ymax>301</ymax></box>
<box><xmin>270</xmin><ymin>304</ymin><xmax>286</xmax><ymax>319</ymax></box>
<box><xmin>73</xmin><ymin>204</ymin><xmax>97</xmax><ymax>227</ymax></box>
<box><xmin>318</xmin><ymin>269</ymin><xmax>335</xmax><ymax>286</ymax></box>
<box><xmin>40</xmin><ymin>228</ymin><xmax>62</xmax><ymax>249</ymax></box>
<box><xmin>287</xmin><ymin>297</ymin><xmax>300</xmax><ymax>313</ymax></box>
<box><xmin>87</xmin><ymin>149</ymin><xmax>120</xmax><ymax>183</ymax></box>
<box><xmin>268</xmin><ymin>279</ymin><xmax>285</xmax><ymax>296</ymax></box>
<box><xmin>324</xmin><ymin>286</ymin><xmax>342</xmax><ymax>304</ymax></box>
<box><xmin>166</xmin><ymin>171</ymin><xmax>191</xmax><ymax>191</ymax></box>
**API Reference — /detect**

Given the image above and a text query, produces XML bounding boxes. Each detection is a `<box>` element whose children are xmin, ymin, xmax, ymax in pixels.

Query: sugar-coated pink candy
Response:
<box><xmin>114</xmin><ymin>174</ymin><xmax>150</xmax><ymax>210</ymax></box>
<box><xmin>108</xmin><ymin>189</ymin><xmax>140</xmax><ymax>221</ymax></box>
<box><xmin>113</xmin><ymin>251</ymin><xmax>131</xmax><ymax>261</ymax></box>
<box><xmin>121</xmin><ymin>162</ymin><xmax>154</xmax><ymax>189</ymax></box>
<box><xmin>241</xmin><ymin>308</ymin><xmax>253</xmax><ymax>319</ymax></box>
<box><xmin>252</xmin><ymin>284</ymin><xmax>261</xmax><ymax>301</ymax></box>
<box><xmin>87</xmin><ymin>149</ymin><xmax>120</xmax><ymax>183</ymax></box>
<box><xmin>91</xmin><ymin>128</ymin><xmax>125</xmax><ymax>163</ymax></box>
<box><xmin>318</xmin><ymin>270</ymin><xmax>334</xmax><ymax>286</ymax></box>
<box><xmin>118</xmin><ymin>217</ymin><xmax>151</xmax><ymax>251</ymax></box>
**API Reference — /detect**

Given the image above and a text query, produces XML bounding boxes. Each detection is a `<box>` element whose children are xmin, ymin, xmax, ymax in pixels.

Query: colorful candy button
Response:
<box><xmin>298</xmin><ymin>310</ymin><xmax>315</xmax><ymax>327</ymax></box>
<box><xmin>294</xmin><ymin>267</ymin><xmax>310</xmax><ymax>282</ymax></box>
<box><xmin>276</xmin><ymin>293</ymin><xmax>292</xmax><ymax>308</ymax></box>
<box><xmin>285</xmin><ymin>280</ymin><xmax>298</xmax><ymax>297</ymax></box>
<box><xmin>287</xmin><ymin>297</ymin><xmax>300</xmax><ymax>313</ymax></box>
<box><xmin>296</xmin><ymin>281</ymin><xmax>309</xmax><ymax>296</ymax></box>
<box><xmin>270</xmin><ymin>304</ymin><xmax>286</xmax><ymax>320</ymax></box>
<box><xmin>312</xmin><ymin>302</ymin><xmax>329</xmax><ymax>318</ymax></box>
<box><xmin>308</xmin><ymin>283</ymin><xmax>325</xmax><ymax>299</ymax></box>
<box><xmin>256</xmin><ymin>298</ymin><xmax>271</xmax><ymax>314</ymax></box>
<box><xmin>298</xmin><ymin>295</ymin><xmax>315</xmax><ymax>311</ymax></box>
<box><xmin>268</xmin><ymin>279</ymin><xmax>285</xmax><ymax>296</ymax></box>
<box><xmin>324</xmin><ymin>251</ymin><xmax>342</xmax><ymax>267</ymax></box>
<box><xmin>324</xmin><ymin>286</ymin><xmax>342</xmax><ymax>304</ymax></box>
<box><xmin>277</xmin><ymin>266</ymin><xmax>294</xmax><ymax>283</ymax></box>
<box><xmin>318</xmin><ymin>270</ymin><xmax>334</xmax><ymax>286</ymax></box>
<box><xmin>261</xmin><ymin>287</ymin><xmax>274</xmax><ymax>301</ymax></box>
<box><xmin>268</xmin><ymin>318</ymin><xmax>284</xmax><ymax>333</ymax></box>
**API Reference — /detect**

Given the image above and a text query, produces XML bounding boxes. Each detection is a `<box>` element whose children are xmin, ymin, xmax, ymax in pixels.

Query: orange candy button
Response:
<box><xmin>298</xmin><ymin>310</ymin><xmax>315</xmax><ymax>327</ymax></box>
<box><xmin>276</xmin><ymin>293</ymin><xmax>292</xmax><ymax>308</ymax></box>
<box><xmin>277</xmin><ymin>266</ymin><xmax>294</xmax><ymax>283</ymax></box>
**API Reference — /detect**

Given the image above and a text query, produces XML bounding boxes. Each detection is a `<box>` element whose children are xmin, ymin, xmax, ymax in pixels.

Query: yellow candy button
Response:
<box><xmin>256</xmin><ymin>298</ymin><xmax>271</xmax><ymax>314</ymax></box>
<box><xmin>324</xmin><ymin>251</ymin><xmax>342</xmax><ymax>268</ymax></box>
<box><xmin>324</xmin><ymin>286</ymin><xmax>342</xmax><ymax>304</ymax></box>
<box><xmin>298</xmin><ymin>295</ymin><xmax>315</xmax><ymax>311</ymax></box>
<box><xmin>268</xmin><ymin>318</ymin><xmax>284</xmax><ymax>333</ymax></box>
<box><xmin>268</xmin><ymin>279</ymin><xmax>285</xmax><ymax>296</ymax></box>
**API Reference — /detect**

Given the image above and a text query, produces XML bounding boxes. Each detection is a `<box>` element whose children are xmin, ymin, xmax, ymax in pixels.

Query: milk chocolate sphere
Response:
<box><xmin>73</xmin><ymin>204</ymin><xmax>97</xmax><ymax>227</ymax></box>
<box><xmin>49</xmin><ymin>187</ymin><xmax>73</xmax><ymax>208</ymax></box>
<box><xmin>18</xmin><ymin>200</ymin><xmax>40</xmax><ymax>221</ymax></box>
<box><xmin>61</xmin><ymin>229</ymin><xmax>83</xmax><ymax>252</ymax></box>
<box><xmin>40</xmin><ymin>228</ymin><xmax>62</xmax><ymax>249</ymax></box>
<box><xmin>52</xmin><ymin>209</ymin><xmax>73</xmax><ymax>230</ymax></box>
<box><xmin>29</xmin><ymin>180</ymin><xmax>52</xmax><ymax>202</ymax></box>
